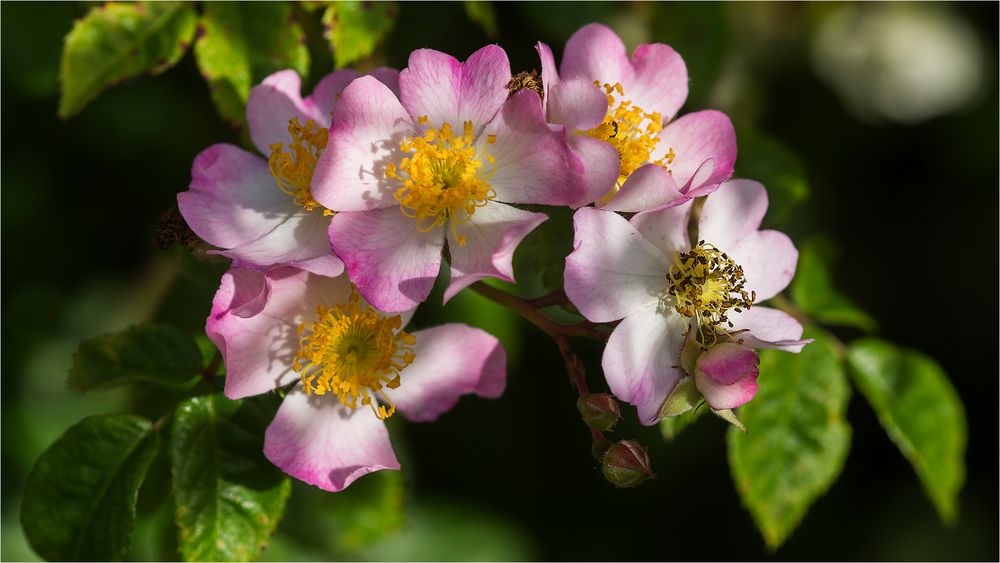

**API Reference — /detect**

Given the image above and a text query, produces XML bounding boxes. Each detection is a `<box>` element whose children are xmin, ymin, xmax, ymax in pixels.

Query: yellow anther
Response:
<box><xmin>667</xmin><ymin>241</ymin><xmax>755</xmax><ymax>346</ymax></box>
<box><xmin>268</xmin><ymin>118</ymin><xmax>332</xmax><ymax>214</ymax></box>
<box><xmin>387</xmin><ymin>118</ymin><xmax>497</xmax><ymax>245</ymax></box>
<box><xmin>293</xmin><ymin>290</ymin><xmax>414</xmax><ymax>420</ymax></box>
<box><xmin>585</xmin><ymin>82</ymin><xmax>676</xmax><ymax>205</ymax></box>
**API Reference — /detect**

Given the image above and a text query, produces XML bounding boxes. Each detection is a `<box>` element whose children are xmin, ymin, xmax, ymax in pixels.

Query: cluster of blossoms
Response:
<box><xmin>178</xmin><ymin>23</ymin><xmax>808</xmax><ymax>492</ymax></box>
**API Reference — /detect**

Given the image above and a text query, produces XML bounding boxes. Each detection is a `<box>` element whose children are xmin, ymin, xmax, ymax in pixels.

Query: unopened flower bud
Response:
<box><xmin>577</xmin><ymin>393</ymin><xmax>621</xmax><ymax>431</ymax></box>
<box><xmin>601</xmin><ymin>440</ymin><xmax>654</xmax><ymax>488</ymax></box>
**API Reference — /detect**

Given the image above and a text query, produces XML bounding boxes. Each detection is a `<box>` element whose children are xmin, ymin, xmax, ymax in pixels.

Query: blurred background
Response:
<box><xmin>2</xmin><ymin>2</ymin><xmax>997</xmax><ymax>560</ymax></box>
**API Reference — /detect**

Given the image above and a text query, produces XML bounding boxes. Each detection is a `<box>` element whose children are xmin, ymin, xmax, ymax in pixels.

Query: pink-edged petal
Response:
<box><xmin>310</xmin><ymin>67</ymin><xmax>401</xmax><ymax>120</ymax></box>
<box><xmin>602</xmin><ymin>304</ymin><xmax>689</xmax><ymax>425</ymax></box>
<box><xmin>547</xmin><ymin>77</ymin><xmax>607</xmax><ymax>130</ymax></box>
<box><xmin>560</xmin><ymin>24</ymin><xmax>688</xmax><ymax>120</ymax></box>
<box><xmin>697</xmin><ymin>179</ymin><xmax>768</xmax><ymax>249</ymax></box>
<box><xmin>694</xmin><ymin>344</ymin><xmax>760</xmax><ymax>410</ymax></box>
<box><xmin>179</xmin><ymin>144</ymin><xmax>294</xmax><ymax>249</ymax></box>
<box><xmin>209</xmin><ymin>268</ymin><xmax>353</xmax><ymax>399</ymax></box>
<box><xmin>725</xmin><ymin>229</ymin><xmax>798</xmax><ymax>301</ymax></box>
<box><xmin>564</xmin><ymin>207</ymin><xmax>668</xmax><ymax>323</ymax></box>
<box><xmin>399</xmin><ymin>45</ymin><xmax>510</xmax><ymax>133</ymax></box>
<box><xmin>444</xmin><ymin>202</ymin><xmax>547</xmax><ymax>302</ymax></box>
<box><xmin>567</xmin><ymin>135</ymin><xmax>620</xmax><ymax>207</ymax></box>
<box><xmin>729</xmin><ymin>306</ymin><xmax>810</xmax><ymax>353</ymax></box>
<box><xmin>312</xmin><ymin>76</ymin><xmax>415</xmax><ymax>212</ymax></box>
<box><xmin>655</xmin><ymin>110</ymin><xmax>736</xmax><ymax>195</ymax></box>
<box><xmin>328</xmin><ymin>207</ymin><xmax>443</xmax><ymax>313</ymax></box>
<box><xmin>626</xmin><ymin>43</ymin><xmax>688</xmax><ymax>121</ymax></box>
<box><xmin>700</xmin><ymin>180</ymin><xmax>798</xmax><ymax>300</ymax></box>
<box><xmin>629</xmin><ymin>200</ymin><xmax>692</xmax><ymax>257</ymax></box>
<box><xmin>309</xmin><ymin>69</ymin><xmax>360</xmax><ymax>120</ymax></box>
<box><xmin>247</xmin><ymin>70</ymin><xmax>324</xmax><ymax>155</ymax></box>
<box><xmin>560</xmin><ymin>23</ymin><xmax>631</xmax><ymax>87</ymax></box>
<box><xmin>264</xmin><ymin>387</ymin><xmax>400</xmax><ymax>492</ymax></box>
<box><xmin>386</xmin><ymin>324</ymin><xmax>506</xmax><ymax>423</ymax></box>
<box><xmin>535</xmin><ymin>41</ymin><xmax>559</xmax><ymax>111</ymax></box>
<box><xmin>482</xmin><ymin>89</ymin><xmax>582</xmax><ymax>206</ymax></box>
<box><xmin>220</xmin><ymin>211</ymin><xmax>342</xmax><ymax>276</ymax></box>
<box><xmin>601</xmin><ymin>164</ymin><xmax>686</xmax><ymax>213</ymax></box>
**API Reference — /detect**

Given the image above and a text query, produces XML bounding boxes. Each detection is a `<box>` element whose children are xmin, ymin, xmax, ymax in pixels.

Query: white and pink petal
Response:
<box><xmin>264</xmin><ymin>387</ymin><xmax>400</xmax><ymax>492</ymax></box>
<box><xmin>444</xmin><ymin>202</ymin><xmax>547</xmax><ymax>302</ymax></box>
<box><xmin>386</xmin><ymin>324</ymin><xmax>506</xmax><ymax>423</ymax></box>
<box><xmin>564</xmin><ymin>207</ymin><xmax>669</xmax><ymax>323</ymax></box>
<box><xmin>483</xmin><ymin>89</ymin><xmax>583</xmax><ymax>207</ymax></box>
<box><xmin>312</xmin><ymin>76</ymin><xmax>415</xmax><ymax>212</ymax></box>
<box><xmin>602</xmin><ymin>304</ymin><xmax>689</xmax><ymax>425</ymax></box>
<box><xmin>328</xmin><ymin>207</ymin><xmax>444</xmax><ymax>313</ymax></box>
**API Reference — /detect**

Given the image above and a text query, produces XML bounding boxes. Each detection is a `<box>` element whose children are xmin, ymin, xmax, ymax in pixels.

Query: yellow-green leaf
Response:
<box><xmin>171</xmin><ymin>394</ymin><xmax>291</xmax><ymax>562</ymax></box>
<box><xmin>194</xmin><ymin>1</ymin><xmax>309</xmax><ymax>127</ymax></box>
<box><xmin>464</xmin><ymin>1</ymin><xmax>498</xmax><ymax>37</ymax></box>
<box><xmin>847</xmin><ymin>339</ymin><xmax>966</xmax><ymax>524</ymax></box>
<box><xmin>791</xmin><ymin>236</ymin><xmax>877</xmax><ymax>332</ymax></box>
<box><xmin>323</xmin><ymin>1</ymin><xmax>397</xmax><ymax>68</ymax></box>
<box><xmin>728</xmin><ymin>329</ymin><xmax>852</xmax><ymax>550</ymax></box>
<box><xmin>59</xmin><ymin>1</ymin><xmax>196</xmax><ymax>118</ymax></box>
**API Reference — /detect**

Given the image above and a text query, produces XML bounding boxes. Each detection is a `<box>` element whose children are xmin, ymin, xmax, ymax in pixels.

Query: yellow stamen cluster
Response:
<box><xmin>293</xmin><ymin>291</ymin><xmax>416</xmax><ymax>420</ymax></box>
<box><xmin>268</xmin><ymin>118</ymin><xmax>332</xmax><ymax>215</ymax></box>
<box><xmin>587</xmin><ymin>82</ymin><xmax>676</xmax><ymax>204</ymax></box>
<box><xmin>667</xmin><ymin>241</ymin><xmax>755</xmax><ymax>346</ymax></box>
<box><xmin>385</xmin><ymin>117</ymin><xmax>497</xmax><ymax>246</ymax></box>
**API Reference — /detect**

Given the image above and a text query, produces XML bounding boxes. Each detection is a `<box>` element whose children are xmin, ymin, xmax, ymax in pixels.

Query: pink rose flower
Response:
<box><xmin>178</xmin><ymin>68</ymin><xmax>398</xmax><ymax>276</ymax></box>
<box><xmin>565</xmin><ymin>179</ymin><xmax>808</xmax><ymax>424</ymax></box>
<box><xmin>311</xmin><ymin>45</ymin><xmax>586</xmax><ymax>312</ymax></box>
<box><xmin>207</xmin><ymin>266</ymin><xmax>506</xmax><ymax>491</ymax></box>
<box><xmin>536</xmin><ymin>23</ymin><xmax>737</xmax><ymax>211</ymax></box>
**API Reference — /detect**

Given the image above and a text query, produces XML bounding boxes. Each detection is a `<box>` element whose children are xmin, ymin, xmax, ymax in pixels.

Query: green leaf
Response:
<box><xmin>790</xmin><ymin>236</ymin><xmax>878</xmax><ymax>332</ymax></box>
<box><xmin>194</xmin><ymin>2</ymin><xmax>310</xmax><ymax>127</ymax></box>
<box><xmin>728</xmin><ymin>329</ymin><xmax>852</xmax><ymax>549</ymax></box>
<box><xmin>171</xmin><ymin>394</ymin><xmax>291</xmax><ymax>562</ymax></box>
<box><xmin>847</xmin><ymin>339</ymin><xmax>966</xmax><ymax>524</ymax></box>
<box><xmin>464</xmin><ymin>1</ymin><xmax>498</xmax><ymax>37</ymax></box>
<box><xmin>733</xmin><ymin>124</ymin><xmax>811</xmax><ymax>228</ymax></box>
<box><xmin>21</xmin><ymin>414</ymin><xmax>160</xmax><ymax>561</ymax></box>
<box><xmin>659</xmin><ymin>405</ymin><xmax>704</xmax><ymax>441</ymax></box>
<box><xmin>68</xmin><ymin>323</ymin><xmax>203</xmax><ymax>392</ymax></box>
<box><xmin>323</xmin><ymin>1</ymin><xmax>397</xmax><ymax>68</ymax></box>
<box><xmin>59</xmin><ymin>2</ymin><xmax>197</xmax><ymax>118</ymax></box>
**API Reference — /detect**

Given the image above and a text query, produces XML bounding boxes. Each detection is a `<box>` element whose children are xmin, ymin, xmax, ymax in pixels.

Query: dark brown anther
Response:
<box><xmin>507</xmin><ymin>70</ymin><xmax>544</xmax><ymax>101</ymax></box>
<box><xmin>154</xmin><ymin>206</ymin><xmax>201</xmax><ymax>250</ymax></box>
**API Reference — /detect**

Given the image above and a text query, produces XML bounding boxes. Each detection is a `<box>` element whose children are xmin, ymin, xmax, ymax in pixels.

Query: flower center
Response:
<box><xmin>292</xmin><ymin>291</ymin><xmax>415</xmax><ymax>419</ymax></box>
<box><xmin>667</xmin><ymin>241</ymin><xmax>755</xmax><ymax>342</ymax></box>
<box><xmin>268</xmin><ymin>118</ymin><xmax>332</xmax><ymax>215</ymax></box>
<box><xmin>586</xmin><ymin>82</ymin><xmax>676</xmax><ymax>204</ymax></box>
<box><xmin>385</xmin><ymin>117</ymin><xmax>497</xmax><ymax>246</ymax></box>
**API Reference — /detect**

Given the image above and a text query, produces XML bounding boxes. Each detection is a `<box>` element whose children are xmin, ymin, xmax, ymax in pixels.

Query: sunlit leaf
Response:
<box><xmin>68</xmin><ymin>323</ymin><xmax>203</xmax><ymax>392</ymax></box>
<box><xmin>59</xmin><ymin>2</ymin><xmax>197</xmax><ymax>118</ymax></box>
<box><xmin>464</xmin><ymin>1</ymin><xmax>498</xmax><ymax>37</ymax></box>
<box><xmin>734</xmin><ymin>124</ymin><xmax>811</xmax><ymax>228</ymax></box>
<box><xmin>323</xmin><ymin>1</ymin><xmax>397</xmax><ymax>68</ymax></box>
<box><xmin>21</xmin><ymin>414</ymin><xmax>160</xmax><ymax>561</ymax></box>
<box><xmin>194</xmin><ymin>2</ymin><xmax>310</xmax><ymax>127</ymax></box>
<box><xmin>847</xmin><ymin>339</ymin><xmax>966</xmax><ymax>524</ymax></box>
<box><xmin>171</xmin><ymin>394</ymin><xmax>291</xmax><ymax>562</ymax></box>
<box><xmin>791</xmin><ymin>236</ymin><xmax>878</xmax><ymax>332</ymax></box>
<box><xmin>728</xmin><ymin>329</ymin><xmax>851</xmax><ymax>549</ymax></box>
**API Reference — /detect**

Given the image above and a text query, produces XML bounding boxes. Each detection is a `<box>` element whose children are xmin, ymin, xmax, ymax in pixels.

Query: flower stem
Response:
<box><xmin>469</xmin><ymin>281</ymin><xmax>607</xmax><ymax>444</ymax></box>
<box><xmin>468</xmin><ymin>282</ymin><xmax>607</xmax><ymax>340</ymax></box>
